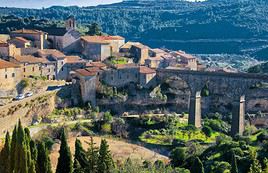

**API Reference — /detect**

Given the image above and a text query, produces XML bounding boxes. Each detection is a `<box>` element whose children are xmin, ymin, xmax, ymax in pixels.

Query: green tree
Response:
<box><xmin>56</xmin><ymin>129</ymin><xmax>73</xmax><ymax>173</ymax></box>
<box><xmin>230</xmin><ymin>152</ymin><xmax>238</xmax><ymax>173</ymax></box>
<box><xmin>10</xmin><ymin>125</ymin><xmax>17</xmax><ymax>172</ymax></box>
<box><xmin>249</xmin><ymin>157</ymin><xmax>262</xmax><ymax>173</ymax></box>
<box><xmin>73</xmin><ymin>159</ymin><xmax>84</xmax><ymax>173</ymax></box>
<box><xmin>0</xmin><ymin>132</ymin><xmax>11</xmax><ymax>173</ymax></box>
<box><xmin>87</xmin><ymin>23</ymin><xmax>102</xmax><ymax>36</ymax></box>
<box><xmin>36</xmin><ymin>142</ymin><xmax>52</xmax><ymax>173</ymax></box>
<box><xmin>87</xmin><ymin>137</ymin><xmax>98</xmax><ymax>173</ymax></box>
<box><xmin>190</xmin><ymin>157</ymin><xmax>204</xmax><ymax>173</ymax></box>
<box><xmin>170</xmin><ymin>147</ymin><xmax>186</xmax><ymax>167</ymax></box>
<box><xmin>74</xmin><ymin>139</ymin><xmax>88</xmax><ymax>172</ymax></box>
<box><xmin>97</xmin><ymin>139</ymin><xmax>114</xmax><ymax>173</ymax></box>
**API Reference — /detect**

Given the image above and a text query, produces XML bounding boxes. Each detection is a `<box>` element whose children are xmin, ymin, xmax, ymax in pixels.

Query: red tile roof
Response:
<box><xmin>12</xmin><ymin>37</ymin><xmax>31</xmax><ymax>43</ymax></box>
<box><xmin>81</xmin><ymin>35</ymin><xmax>124</xmax><ymax>44</ymax></box>
<box><xmin>86</xmin><ymin>61</ymin><xmax>106</xmax><ymax>68</ymax></box>
<box><xmin>14</xmin><ymin>55</ymin><xmax>48</xmax><ymax>64</ymax></box>
<box><xmin>114</xmin><ymin>63</ymin><xmax>138</xmax><ymax>69</ymax></box>
<box><xmin>11</xmin><ymin>29</ymin><xmax>45</xmax><ymax>35</ymax></box>
<box><xmin>38</xmin><ymin>49</ymin><xmax>65</xmax><ymax>59</ymax></box>
<box><xmin>0</xmin><ymin>59</ymin><xmax>20</xmax><ymax>69</ymax></box>
<box><xmin>75</xmin><ymin>69</ymin><xmax>97</xmax><ymax>77</ymax></box>
<box><xmin>176</xmin><ymin>51</ymin><xmax>196</xmax><ymax>60</ymax></box>
<box><xmin>139</xmin><ymin>66</ymin><xmax>156</xmax><ymax>74</ymax></box>
<box><xmin>65</xmin><ymin>56</ymin><xmax>86</xmax><ymax>64</ymax></box>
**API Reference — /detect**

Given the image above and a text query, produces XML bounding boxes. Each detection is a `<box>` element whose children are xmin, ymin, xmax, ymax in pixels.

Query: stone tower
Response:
<box><xmin>65</xmin><ymin>15</ymin><xmax>76</xmax><ymax>30</ymax></box>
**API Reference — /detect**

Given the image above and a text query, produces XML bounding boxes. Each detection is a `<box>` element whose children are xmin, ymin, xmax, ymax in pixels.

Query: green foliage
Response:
<box><xmin>86</xmin><ymin>23</ymin><xmax>102</xmax><ymax>36</ymax></box>
<box><xmin>202</xmin><ymin>126</ymin><xmax>213</xmax><ymax>137</ymax></box>
<box><xmin>36</xmin><ymin>142</ymin><xmax>52</xmax><ymax>173</ymax></box>
<box><xmin>190</xmin><ymin>157</ymin><xmax>204</xmax><ymax>173</ymax></box>
<box><xmin>201</xmin><ymin>84</ymin><xmax>209</xmax><ymax>97</ymax></box>
<box><xmin>74</xmin><ymin>139</ymin><xmax>89</xmax><ymax>171</ymax></box>
<box><xmin>170</xmin><ymin>147</ymin><xmax>186</xmax><ymax>167</ymax></box>
<box><xmin>56</xmin><ymin>129</ymin><xmax>73</xmax><ymax>173</ymax></box>
<box><xmin>0</xmin><ymin>132</ymin><xmax>11</xmax><ymax>173</ymax></box>
<box><xmin>87</xmin><ymin>137</ymin><xmax>99</xmax><ymax>173</ymax></box>
<box><xmin>230</xmin><ymin>152</ymin><xmax>238</xmax><ymax>173</ymax></box>
<box><xmin>97</xmin><ymin>139</ymin><xmax>114</xmax><ymax>173</ymax></box>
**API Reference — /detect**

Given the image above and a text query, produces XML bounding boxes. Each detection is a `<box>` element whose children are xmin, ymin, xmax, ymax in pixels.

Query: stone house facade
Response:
<box><xmin>9</xmin><ymin>37</ymin><xmax>31</xmax><ymax>48</ymax></box>
<box><xmin>103</xmin><ymin>64</ymin><xmax>156</xmax><ymax>88</ymax></box>
<box><xmin>10</xmin><ymin>29</ymin><xmax>48</xmax><ymax>50</ymax></box>
<box><xmin>0</xmin><ymin>59</ymin><xmax>22</xmax><ymax>91</ymax></box>
<box><xmin>0</xmin><ymin>42</ymin><xmax>21</xmax><ymax>58</ymax></box>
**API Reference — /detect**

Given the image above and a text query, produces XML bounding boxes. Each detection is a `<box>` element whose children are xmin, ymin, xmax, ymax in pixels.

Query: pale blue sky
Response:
<box><xmin>0</xmin><ymin>0</ymin><xmax>123</xmax><ymax>9</ymax></box>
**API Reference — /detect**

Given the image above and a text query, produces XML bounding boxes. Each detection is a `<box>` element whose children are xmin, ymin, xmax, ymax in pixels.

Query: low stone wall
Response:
<box><xmin>0</xmin><ymin>91</ymin><xmax>56</xmax><ymax>135</ymax></box>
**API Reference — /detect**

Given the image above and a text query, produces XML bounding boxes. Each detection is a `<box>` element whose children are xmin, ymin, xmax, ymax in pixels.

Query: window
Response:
<box><xmin>32</xmin><ymin>67</ymin><xmax>35</xmax><ymax>72</ymax></box>
<box><xmin>5</xmin><ymin>74</ymin><xmax>7</xmax><ymax>79</ymax></box>
<box><xmin>61</xmin><ymin>67</ymin><xmax>64</xmax><ymax>71</ymax></box>
<box><xmin>23</xmin><ymin>68</ymin><xmax>26</xmax><ymax>72</ymax></box>
<box><xmin>48</xmin><ymin>69</ymin><xmax>51</xmax><ymax>73</ymax></box>
<box><xmin>12</xmin><ymin>73</ymin><xmax>15</xmax><ymax>78</ymax></box>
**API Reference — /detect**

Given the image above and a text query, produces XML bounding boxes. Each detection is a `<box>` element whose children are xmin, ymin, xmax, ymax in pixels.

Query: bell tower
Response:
<box><xmin>65</xmin><ymin>15</ymin><xmax>76</xmax><ymax>30</ymax></box>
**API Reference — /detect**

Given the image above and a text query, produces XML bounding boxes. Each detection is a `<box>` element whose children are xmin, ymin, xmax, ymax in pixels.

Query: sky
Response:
<box><xmin>0</xmin><ymin>0</ymin><xmax>123</xmax><ymax>9</ymax></box>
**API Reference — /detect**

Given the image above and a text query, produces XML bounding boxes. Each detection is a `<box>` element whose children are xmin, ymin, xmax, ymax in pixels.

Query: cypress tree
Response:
<box><xmin>56</xmin><ymin>129</ymin><xmax>73</xmax><ymax>173</ymax></box>
<box><xmin>0</xmin><ymin>132</ymin><xmax>11</xmax><ymax>173</ymax></box>
<box><xmin>10</xmin><ymin>125</ymin><xmax>17</xmax><ymax>172</ymax></box>
<box><xmin>74</xmin><ymin>139</ymin><xmax>88</xmax><ymax>171</ymax></box>
<box><xmin>36</xmin><ymin>142</ymin><xmax>52</xmax><ymax>173</ymax></box>
<box><xmin>73</xmin><ymin>159</ymin><xmax>84</xmax><ymax>173</ymax></box>
<box><xmin>87</xmin><ymin>137</ymin><xmax>98</xmax><ymax>173</ymax></box>
<box><xmin>97</xmin><ymin>139</ymin><xmax>114</xmax><ymax>173</ymax></box>
<box><xmin>14</xmin><ymin>120</ymin><xmax>28</xmax><ymax>173</ymax></box>
<box><xmin>190</xmin><ymin>157</ymin><xmax>204</xmax><ymax>173</ymax></box>
<box><xmin>231</xmin><ymin>152</ymin><xmax>238</xmax><ymax>173</ymax></box>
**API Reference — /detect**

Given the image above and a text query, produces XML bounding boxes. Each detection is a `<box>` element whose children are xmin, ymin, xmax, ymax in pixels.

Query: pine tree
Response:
<box><xmin>190</xmin><ymin>157</ymin><xmax>204</xmax><ymax>173</ymax></box>
<box><xmin>74</xmin><ymin>139</ymin><xmax>88</xmax><ymax>172</ymax></box>
<box><xmin>87</xmin><ymin>137</ymin><xmax>99</xmax><ymax>173</ymax></box>
<box><xmin>231</xmin><ymin>152</ymin><xmax>238</xmax><ymax>173</ymax></box>
<box><xmin>0</xmin><ymin>132</ymin><xmax>11</xmax><ymax>173</ymax></box>
<box><xmin>36</xmin><ymin>142</ymin><xmax>52</xmax><ymax>173</ymax></box>
<box><xmin>97</xmin><ymin>139</ymin><xmax>114</xmax><ymax>173</ymax></box>
<box><xmin>56</xmin><ymin>129</ymin><xmax>73</xmax><ymax>173</ymax></box>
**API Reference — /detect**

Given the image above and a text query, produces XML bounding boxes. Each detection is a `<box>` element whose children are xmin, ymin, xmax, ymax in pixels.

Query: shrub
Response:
<box><xmin>101</xmin><ymin>123</ymin><xmax>112</xmax><ymax>134</ymax></box>
<box><xmin>202</xmin><ymin>126</ymin><xmax>213</xmax><ymax>137</ymax></box>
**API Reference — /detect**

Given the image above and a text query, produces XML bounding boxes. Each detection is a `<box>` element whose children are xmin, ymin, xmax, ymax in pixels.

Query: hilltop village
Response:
<box><xmin>0</xmin><ymin>16</ymin><xmax>244</xmax><ymax>107</ymax></box>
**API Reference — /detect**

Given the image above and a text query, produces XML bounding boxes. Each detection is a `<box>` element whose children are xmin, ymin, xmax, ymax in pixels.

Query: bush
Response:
<box><xmin>202</xmin><ymin>126</ymin><xmax>213</xmax><ymax>137</ymax></box>
<box><xmin>101</xmin><ymin>123</ymin><xmax>112</xmax><ymax>134</ymax></box>
<box><xmin>170</xmin><ymin>147</ymin><xmax>186</xmax><ymax>167</ymax></box>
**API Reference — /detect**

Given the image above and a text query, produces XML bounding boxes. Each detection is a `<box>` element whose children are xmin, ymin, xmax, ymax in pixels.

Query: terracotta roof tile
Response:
<box><xmin>38</xmin><ymin>49</ymin><xmax>65</xmax><ymax>59</ymax></box>
<box><xmin>139</xmin><ymin>66</ymin><xmax>156</xmax><ymax>74</ymax></box>
<box><xmin>14</xmin><ymin>55</ymin><xmax>48</xmax><ymax>64</ymax></box>
<box><xmin>11</xmin><ymin>29</ymin><xmax>46</xmax><ymax>35</ymax></box>
<box><xmin>86</xmin><ymin>61</ymin><xmax>106</xmax><ymax>68</ymax></box>
<box><xmin>75</xmin><ymin>69</ymin><xmax>97</xmax><ymax>77</ymax></box>
<box><xmin>114</xmin><ymin>63</ymin><xmax>138</xmax><ymax>69</ymax></box>
<box><xmin>0</xmin><ymin>59</ymin><xmax>20</xmax><ymax>69</ymax></box>
<box><xmin>11</xmin><ymin>37</ymin><xmax>31</xmax><ymax>43</ymax></box>
<box><xmin>81</xmin><ymin>35</ymin><xmax>124</xmax><ymax>44</ymax></box>
<box><xmin>65</xmin><ymin>56</ymin><xmax>86</xmax><ymax>64</ymax></box>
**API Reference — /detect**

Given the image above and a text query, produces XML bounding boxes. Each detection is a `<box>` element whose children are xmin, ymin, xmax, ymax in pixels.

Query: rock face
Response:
<box><xmin>0</xmin><ymin>91</ymin><xmax>56</xmax><ymax>134</ymax></box>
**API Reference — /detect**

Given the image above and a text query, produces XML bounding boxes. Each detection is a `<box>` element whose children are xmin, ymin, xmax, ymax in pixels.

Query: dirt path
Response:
<box><xmin>50</xmin><ymin>136</ymin><xmax>169</xmax><ymax>172</ymax></box>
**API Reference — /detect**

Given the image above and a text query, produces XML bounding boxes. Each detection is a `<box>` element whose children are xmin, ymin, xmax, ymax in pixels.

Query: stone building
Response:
<box><xmin>10</xmin><ymin>55</ymin><xmax>48</xmax><ymax>78</ymax></box>
<box><xmin>9</xmin><ymin>37</ymin><xmax>31</xmax><ymax>48</ymax></box>
<box><xmin>102</xmin><ymin>64</ymin><xmax>156</xmax><ymax>88</ymax></box>
<box><xmin>0</xmin><ymin>42</ymin><xmax>21</xmax><ymax>58</ymax></box>
<box><xmin>42</xmin><ymin>16</ymin><xmax>81</xmax><ymax>54</ymax></box>
<box><xmin>174</xmin><ymin>51</ymin><xmax>198</xmax><ymax>70</ymax></box>
<box><xmin>73</xmin><ymin>68</ymin><xmax>101</xmax><ymax>106</ymax></box>
<box><xmin>10</xmin><ymin>29</ymin><xmax>48</xmax><ymax>50</ymax></box>
<box><xmin>0</xmin><ymin>59</ymin><xmax>22</xmax><ymax>91</ymax></box>
<box><xmin>63</xmin><ymin>56</ymin><xmax>87</xmax><ymax>81</ymax></box>
<box><xmin>80</xmin><ymin>35</ymin><xmax>125</xmax><ymax>61</ymax></box>
<box><xmin>120</xmin><ymin>42</ymin><xmax>149</xmax><ymax>65</ymax></box>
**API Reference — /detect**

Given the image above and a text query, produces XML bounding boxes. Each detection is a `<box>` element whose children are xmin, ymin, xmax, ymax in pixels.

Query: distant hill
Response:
<box><xmin>0</xmin><ymin>0</ymin><xmax>268</xmax><ymax>59</ymax></box>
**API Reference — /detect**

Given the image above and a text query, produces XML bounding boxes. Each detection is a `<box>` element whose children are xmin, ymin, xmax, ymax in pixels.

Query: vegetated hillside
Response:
<box><xmin>248</xmin><ymin>62</ymin><xmax>268</xmax><ymax>74</ymax></box>
<box><xmin>0</xmin><ymin>0</ymin><xmax>268</xmax><ymax>58</ymax></box>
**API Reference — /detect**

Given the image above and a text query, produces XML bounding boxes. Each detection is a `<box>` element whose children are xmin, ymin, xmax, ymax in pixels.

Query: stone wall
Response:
<box><xmin>0</xmin><ymin>91</ymin><xmax>56</xmax><ymax>135</ymax></box>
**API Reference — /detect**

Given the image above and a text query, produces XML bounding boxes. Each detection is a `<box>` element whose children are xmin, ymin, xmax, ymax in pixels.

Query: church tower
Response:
<box><xmin>65</xmin><ymin>15</ymin><xmax>76</xmax><ymax>30</ymax></box>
